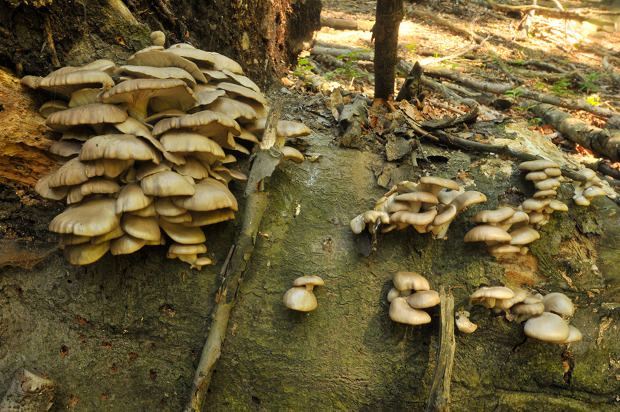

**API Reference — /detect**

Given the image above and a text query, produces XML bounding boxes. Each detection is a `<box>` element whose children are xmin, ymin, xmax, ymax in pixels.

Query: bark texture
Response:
<box><xmin>0</xmin><ymin>0</ymin><xmax>321</xmax><ymax>85</ymax></box>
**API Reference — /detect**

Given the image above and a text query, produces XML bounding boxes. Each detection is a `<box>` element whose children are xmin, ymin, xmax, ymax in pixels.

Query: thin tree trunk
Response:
<box><xmin>374</xmin><ymin>0</ymin><xmax>404</xmax><ymax>99</ymax></box>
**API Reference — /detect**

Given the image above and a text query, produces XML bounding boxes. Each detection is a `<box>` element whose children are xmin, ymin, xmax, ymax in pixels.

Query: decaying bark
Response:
<box><xmin>0</xmin><ymin>369</ymin><xmax>55</xmax><ymax>411</ymax></box>
<box><xmin>374</xmin><ymin>0</ymin><xmax>404</xmax><ymax>99</ymax></box>
<box><xmin>531</xmin><ymin>103</ymin><xmax>620</xmax><ymax>162</ymax></box>
<box><xmin>603</xmin><ymin>56</ymin><xmax>620</xmax><ymax>88</ymax></box>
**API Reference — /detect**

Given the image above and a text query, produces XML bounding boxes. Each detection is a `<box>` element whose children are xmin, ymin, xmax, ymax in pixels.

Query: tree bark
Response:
<box><xmin>374</xmin><ymin>0</ymin><xmax>404</xmax><ymax>99</ymax></box>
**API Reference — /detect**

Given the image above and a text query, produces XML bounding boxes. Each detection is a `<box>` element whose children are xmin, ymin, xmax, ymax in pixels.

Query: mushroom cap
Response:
<box><xmin>168</xmin><ymin>242</ymin><xmax>208</xmax><ymax>255</ymax></box>
<box><xmin>127</xmin><ymin>49</ymin><xmax>208</xmax><ymax>83</ymax></box>
<box><xmin>394</xmin><ymin>191</ymin><xmax>439</xmax><ymax>204</ymax></box>
<box><xmin>508</xmin><ymin>227</ymin><xmax>540</xmax><ymax>245</ymax></box>
<box><xmin>159</xmin><ymin>219</ymin><xmax>206</xmax><ymax>244</ymax></box>
<box><xmin>387</xmin><ymin>287</ymin><xmax>401</xmax><ymax>303</ymax></box>
<box><xmin>47</xmin><ymin>158</ymin><xmax>90</xmax><ymax>188</ymax></box>
<box><xmin>495</xmin><ymin>288</ymin><xmax>528</xmax><ymax>310</ymax></box>
<box><xmin>390</xmin><ymin>209</ymin><xmax>437</xmax><ymax>228</ymax></box>
<box><xmin>393</xmin><ymin>271</ymin><xmax>430</xmax><ymax>292</ymax></box>
<box><xmin>121</xmin><ymin>214</ymin><xmax>161</xmax><ymax>242</ymax></box>
<box><xmin>280</xmin><ymin>146</ymin><xmax>305</xmax><ymax>164</ymax></box>
<box><xmin>79</xmin><ymin>134</ymin><xmax>162</xmax><ymax>163</ymax></box>
<box><xmin>521</xmin><ymin>198</ymin><xmax>550</xmax><ymax>212</ymax></box>
<box><xmin>523</xmin><ymin>312</ymin><xmax>570</xmax><ymax>342</ymax></box>
<box><xmin>510</xmin><ymin>302</ymin><xmax>545</xmax><ymax>316</ymax></box>
<box><xmin>419</xmin><ymin>176</ymin><xmax>460</xmax><ymax>194</ymax></box>
<box><xmin>471</xmin><ymin>286</ymin><xmax>515</xmax><ymax>300</ymax></box>
<box><xmin>450</xmin><ymin>191</ymin><xmax>487</xmax><ymax>213</ymax></box>
<box><xmin>68</xmin><ymin>88</ymin><xmax>103</xmax><ymax>108</ymax></box>
<box><xmin>116</xmin><ymin>183</ymin><xmax>152</xmax><ymax>213</ymax></box>
<box><xmin>49</xmin><ymin>140</ymin><xmax>82</xmax><ymax>157</ymax></box>
<box><xmin>562</xmin><ymin>325</ymin><xmax>582</xmax><ymax>343</ymax></box>
<box><xmin>222</xmin><ymin>69</ymin><xmax>261</xmax><ymax>93</ymax></box>
<box><xmin>159</xmin><ymin>130</ymin><xmax>226</xmax><ymax>157</ymax></box>
<box><xmin>45</xmin><ymin>103</ymin><xmax>128</xmax><ymax>131</ymax></box>
<box><xmin>152</xmin><ymin>110</ymin><xmax>241</xmax><ymax>139</ymax></box>
<box><xmin>455</xmin><ymin>310</ymin><xmax>477</xmax><ymax>333</ymax></box>
<box><xmin>292</xmin><ymin>275</ymin><xmax>325</xmax><ymax>288</ymax></box>
<box><xmin>174</xmin><ymin>158</ymin><xmax>210</xmax><ymax>179</ymax></box>
<box><xmin>389</xmin><ymin>297</ymin><xmax>432</xmax><ymax>325</ymax></box>
<box><xmin>154</xmin><ymin>197</ymin><xmax>187</xmax><ymax>217</ymax></box>
<box><xmin>63</xmin><ymin>241</ymin><xmax>110</xmax><ymax>265</ymax></box>
<box><xmin>35</xmin><ymin>173</ymin><xmax>69</xmax><ymax>200</ymax></box>
<box><xmin>406</xmin><ymin>290</ymin><xmax>440</xmax><ymax>309</ymax></box>
<box><xmin>247</xmin><ymin>118</ymin><xmax>311</xmax><ymax>137</ymax></box>
<box><xmin>100</xmin><ymin>78</ymin><xmax>197</xmax><ymax>120</ymax></box>
<box><xmin>518</xmin><ymin>159</ymin><xmax>559</xmax><ymax>171</ymax></box>
<box><xmin>110</xmin><ymin>234</ymin><xmax>147</xmax><ymax>255</ymax></box>
<box><xmin>140</xmin><ymin>170</ymin><xmax>196</xmax><ymax>197</ymax></box>
<box><xmin>525</xmin><ymin>171</ymin><xmax>547</xmax><ymax>181</ymax></box>
<box><xmin>185</xmin><ymin>208</ymin><xmax>236</xmax><ymax>227</ymax></box>
<box><xmin>171</xmin><ymin>178</ymin><xmax>238</xmax><ymax>212</ymax></box>
<box><xmin>350</xmin><ymin>214</ymin><xmax>365</xmax><ymax>234</ymax></box>
<box><xmin>534</xmin><ymin>178</ymin><xmax>561</xmax><ymax>191</ymax></box>
<box><xmin>150</xmin><ymin>31</ymin><xmax>166</xmax><ymax>46</ymax></box>
<box><xmin>49</xmin><ymin>198</ymin><xmax>120</xmax><ymax>237</ymax></box>
<box><xmin>544</xmin><ymin>167</ymin><xmax>562</xmax><ymax>177</ymax></box>
<box><xmin>39</xmin><ymin>100</ymin><xmax>68</xmax><ymax>118</ymax></box>
<box><xmin>472</xmin><ymin>207</ymin><xmax>515</xmax><ymax>224</ymax></box>
<box><xmin>38</xmin><ymin>70</ymin><xmax>115</xmax><ymax>98</ymax></box>
<box><xmin>66</xmin><ymin>178</ymin><xmax>121</xmax><ymax>204</ymax></box>
<box><xmin>91</xmin><ymin>225</ymin><xmax>125</xmax><ymax>245</ymax></box>
<box><xmin>207</xmin><ymin>96</ymin><xmax>258</xmax><ymax>121</ymax></box>
<box><xmin>283</xmin><ymin>286</ymin><xmax>318</xmax><ymax>312</ymax></box>
<box><xmin>498</xmin><ymin>211</ymin><xmax>529</xmax><ymax>227</ymax></box>
<box><xmin>583</xmin><ymin>186</ymin><xmax>606</xmax><ymax>199</ymax></box>
<box><xmin>487</xmin><ymin>244</ymin><xmax>521</xmax><ymax>254</ymax></box>
<box><xmin>115</xmin><ymin>65</ymin><xmax>196</xmax><ymax>88</ymax></box>
<box><xmin>542</xmin><ymin>292</ymin><xmax>575</xmax><ymax>317</ymax></box>
<box><xmin>217</xmin><ymin>82</ymin><xmax>267</xmax><ymax>105</ymax></box>
<box><xmin>464</xmin><ymin>225</ymin><xmax>512</xmax><ymax>243</ymax></box>
<box><xmin>363</xmin><ymin>210</ymin><xmax>390</xmax><ymax>225</ymax></box>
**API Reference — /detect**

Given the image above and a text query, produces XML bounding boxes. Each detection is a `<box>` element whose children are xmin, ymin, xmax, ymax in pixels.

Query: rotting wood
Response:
<box><xmin>603</xmin><ymin>56</ymin><xmax>620</xmax><ymax>88</ymax></box>
<box><xmin>320</xmin><ymin>16</ymin><xmax>375</xmax><ymax>31</ymax></box>
<box><xmin>185</xmin><ymin>102</ymin><xmax>284</xmax><ymax>411</ymax></box>
<box><xmin>311</xmin><ymin>45</ymin><xmax>374</xmax><ymax>62</ymax></box>
<box><xmin>426</xmin><ymin>286</ymin><xmax>455</xmax><ymax>412</ymax></box>
<box><xmin>423</xmin><ymin>66</ymin><xmax>620</xmax><ymax>118</ymax></box>
<box><xmin>530</xmin><ymin>103</ymin><xmax>620</xmax><ymax>162</ymax></box>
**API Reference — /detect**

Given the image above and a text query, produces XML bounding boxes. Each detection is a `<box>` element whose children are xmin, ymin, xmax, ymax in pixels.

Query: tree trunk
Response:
<box><xmin>373</xmin><ymin>0</ymin><xmax>404</xmax><ymax>99</ymax></box>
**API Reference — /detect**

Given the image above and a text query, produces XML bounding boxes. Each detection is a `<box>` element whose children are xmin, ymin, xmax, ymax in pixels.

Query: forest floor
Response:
<box><xmin>283</xmin><ymin>0</ymin><xmax>620</xmax><ymax>177</ymax></box>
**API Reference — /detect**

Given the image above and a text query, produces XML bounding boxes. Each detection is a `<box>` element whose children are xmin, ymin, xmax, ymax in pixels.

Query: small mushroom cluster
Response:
<box><xmin>572</xmin><ymin>168</ymin><xmax>607</xmax><ymax>206</ymax></box>
<box><xmin>283</xmin><ymin>276</ymin><xmax>324</xmax><ymax>312</ymax></box>
<box><xmin>464</xmin><ymin>286</ymin><xmax>582</xmax><ymax>344</ymax></box>
<box><xmin>464</xmin><ymin>160</ymin><xmax>571</xmax><ymax>255</ymax></box>
<box><xmin>24</xmin><ymin>31</ymin><xmax>310</xmax><ymax>268</ymax></box>
<box><xmin>387</xmin><ymin>271</ymin><xmax>439</xmax><ymax>325</ymax></box>
<box><xmin>350</xmin><ymin>176</ymin><xmax>487</xmax><ymax>239</ymax></box>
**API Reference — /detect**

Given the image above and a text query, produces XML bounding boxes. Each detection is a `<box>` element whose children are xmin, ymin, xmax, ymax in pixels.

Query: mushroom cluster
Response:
<box><xmin>572</xmin><ymin>168</ymin><xmax>607</xmax><ymax>206</ymax></box>
<box><xmin>466</xmin><ymin>286</ymin><xmax>581</xmax><ymax>344</ymax></box>
<box><xmin>387</xmin><ymin>271</ymin><xmax>439</xmax><ymax>325</ymax></box>
<box><xmin>350</xmin><ymin>176</ymin><xmax>487</xmax><ymax>239</ymax></box>
<box><xmin>283</xmin><ymin>276</ymin><xmax>324</xmax><ymax>312</ymax></box>
<box><xmin>24</xmin><ymin>31</ymin><xmax>310</xmax><ymax>268</ymax></box>
<box><xmin>464</xmin><ymin>160</ymin><xmax>570</xmax><ymax>256</ymax></box>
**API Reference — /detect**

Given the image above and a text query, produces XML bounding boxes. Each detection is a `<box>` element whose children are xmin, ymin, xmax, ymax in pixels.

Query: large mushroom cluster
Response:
<box><xmin>571</xmin><ymin>168</ymin><xmax>607</xmax><ymax>206</ymax></box>
<box><xmin>387</xmin><ymin>271</ymin><xmax>439</xmax><ymax>325</ymax></box>
<box><xmin>464</xmin><ymin>160</ymin><xmax>570</xmax><ymax>256</ymax></box>
<box><xmin>24</xmin><ymin>31</ymin><xmax>310</xmax><ymax>268</ymax></box>
<box><xmin>350</xmin><ymin>176</ymin><xmax>487</xmax><ymax>239</ymax></box>
<box><xmin>462</xmin><ymin>286</ymin><xmax>581</xmax><ymax>344</ymax></box>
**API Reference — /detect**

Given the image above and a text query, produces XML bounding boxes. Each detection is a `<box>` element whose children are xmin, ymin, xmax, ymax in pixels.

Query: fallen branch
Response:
<box><xmin>320</xmin><ymin>16</ymin><xmax>375</xmax><ymax>31</ymax></box>
<box><xmin>530</xmin><ymin>103</ymin><xmax>620</xmax><ymax>162</ymax></box>
<box><xmin>486</xmin><ymin>0</ymin><xmax>615</xmax><ymax>26</ymax></box>
<box><xmin>311</xmin><ymin>45</ymin><xmax>374</xmax><ymax>62</ymax></box>
<box><xmin>408</xmin><ymin>8</ymin><xmax>487</xmax><ymax>44</ymax></box>
<box><xmin>398</xmin><ymin>107</ymin><xmax>586</xmax><ymax>181</ymax></box>
<box><xmin>603</xmin><ymin>56</ymin><xmax>620</xmax><ymax>88</ymax></box>
<box><xmin>423</xmin><ymin>66</ymin><xmax>620</xmax><ymax>118</ymax></box>
<box><xmin>426</xmin><ymin>286</ymin><xmax>455</xmax><ymax>412</ymax></box>
<box><xmin>185</xmin><ymin>102</ymin><xmax>283</xmax><ymax>411</ymax></box>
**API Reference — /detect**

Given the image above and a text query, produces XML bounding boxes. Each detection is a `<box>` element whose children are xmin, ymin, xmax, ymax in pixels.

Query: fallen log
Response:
<box><xmin>423</xmin><ymin>66</ymin><xmax>620</xmax><ymax>118</ymax></box>
<box><xmin>485</xmin><ymin>0</ymin><xmax>615</xmax><ymax>27</ymax></box>
<box><xmin>320</xmin><ymin>16</ymin><xmax>375</xmax><ymax>31</ymax></box>
<box><xmin>530</xmin><ymin>103</ymin><xmax>620</xmax><ymax>162</ymax></box>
